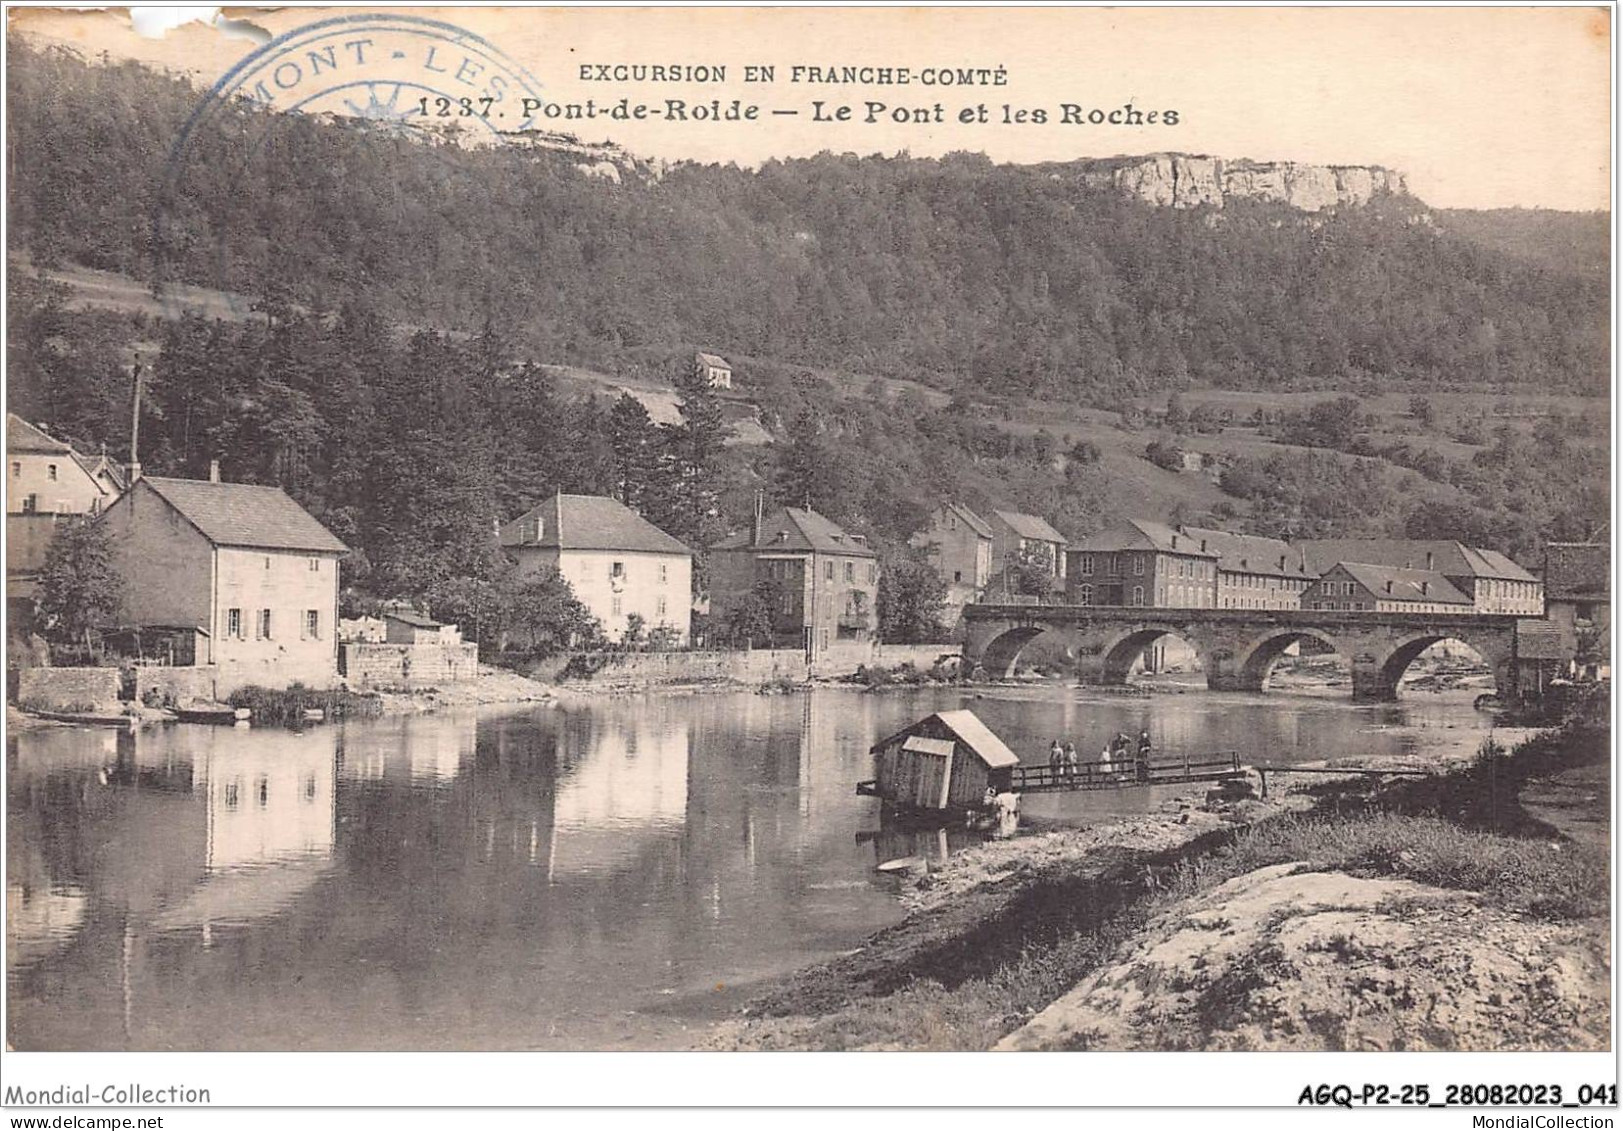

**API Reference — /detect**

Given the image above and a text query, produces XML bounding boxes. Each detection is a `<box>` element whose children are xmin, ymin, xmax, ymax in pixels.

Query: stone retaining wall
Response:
<box><xmin>527</xmin><ymin>641</ymin><xmax>960</xmax><ymax>686</ymax></box>
<box><xmin>341</xmin><ymin>642</ymin><xmax>480</xmax><ymax>689</ymax></box>
<box><xmin>16</xmin><ymin>667</ymin><xmax>122</xmax><ymax>709</ymax></box>
<box><xmin>134</xmin><ymin>666</ymin><xmax>219</xmax><ymax>706</ymax></box>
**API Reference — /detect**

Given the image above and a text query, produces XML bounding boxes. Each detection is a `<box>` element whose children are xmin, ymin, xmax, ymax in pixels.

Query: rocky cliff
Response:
<box><xmin>1078</xmin><ymin>154</ymin><xmax>1408</xmax><ymax>211</ymax></box>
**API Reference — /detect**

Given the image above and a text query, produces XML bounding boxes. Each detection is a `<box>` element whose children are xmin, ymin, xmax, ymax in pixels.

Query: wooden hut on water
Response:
<box><xmin>864</xmin><ymin>709</ymin><xmax>1020</xmax><ymax>815</ymax></box>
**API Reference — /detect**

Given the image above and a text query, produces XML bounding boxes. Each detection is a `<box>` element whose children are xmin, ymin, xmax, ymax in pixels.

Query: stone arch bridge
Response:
<box><xmin>962</xmin><ymin>604</ymin><xmax>1531</xmax><ymax>702</ymax></box>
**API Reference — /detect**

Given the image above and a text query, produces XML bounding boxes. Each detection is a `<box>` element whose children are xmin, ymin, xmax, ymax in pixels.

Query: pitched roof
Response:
<box><xmin>138</xmin><ymin>477</ymin><xmax>348</xmax><ymax>553</ymax></box>
<box><xmin>991</xmin><ymin>509</ymin><xmax>1065</xmax><ymax>544</ymax></box>
<box><xmin>500</xmin><ymin>493</ymin><xmax>690</xmax><ymax>556</ymax></box>
<box><xmin>1326</xmin><ymin>562</ymin><xmax>1471</xmax><ymax>605</ymax></box>
<box><xmin>6</xmin><ymin>414</ymin><xmax>71</xmax><ymax>454</ymax></box>
<box><xmin>1515</xmin><ymin>621</ymin><xmax>1568</xmax><ymax>661</ymax></box>
<box><xmin>710</xmin><ymin>505</ymin><xmax>877</xmax><ymax>557</ymax></box>
<box><xmin>871</xmin><ymin>709</ymin><xmax>1020</xmax><ymax>769</ymax></box>
<box><xmin>1180</xmin><ymin>525</ymin><xmax>1309</xmax><ymax>579</ymax></box>
<box><xmin>932</xmin><ymin>710</ymin><xmax>1021</xmax><ymax>768</ymax></box>
<box><xmin>1544</xmin><ymin>542</ymin><xmax>1610</xmax><ymax>601</ymax></box>
<box><xmin>1299</xmin><ymin>539</ymin><xmax>1536</xmax><ymax>582</ymax></box>
<box><xmin>1069</xmin><ymin>519</ymin><xmax>1220</xmax><ymax>557</ymax></box>
<box><xmin>943</xmin><ymin>502</ymin><xmax>994</xmax><ymax>540</ymax></box>
<box><xmin>695</xmin><ymin>352</ymin><xmax>730</xmax><ymax>368</ymax></box>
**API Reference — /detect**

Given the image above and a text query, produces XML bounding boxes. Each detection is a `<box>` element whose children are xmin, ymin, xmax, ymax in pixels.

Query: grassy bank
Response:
<box><xmin>715</xmin><ymin>724</ymin><xmax>1609</xmax><ymax>1051</ymax></box>
<box><xmin>227</xmin><ymin>683</ymin><xmax>384</xmax><ymax>726</ymax></box>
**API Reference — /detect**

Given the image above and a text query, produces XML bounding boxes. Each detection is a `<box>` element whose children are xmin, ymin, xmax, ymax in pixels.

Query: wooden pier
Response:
<box><xmin>1010</xmin><ymin>750</ymin><xmax>1245</xmax><ymax>793</ymax></box>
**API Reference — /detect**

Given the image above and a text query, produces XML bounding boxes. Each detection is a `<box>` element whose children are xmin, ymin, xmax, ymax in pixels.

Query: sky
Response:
<box><xmin>9</xmin><ymin>4</ymin><xmax>1613</xmax><ymax>211</ymax></box>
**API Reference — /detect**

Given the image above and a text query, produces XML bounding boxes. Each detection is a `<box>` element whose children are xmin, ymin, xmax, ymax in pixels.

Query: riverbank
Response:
<box><xmin>710</xmin><ymin>723</ymin><xmax>1609</xmax><ymax>1051</ymax></box>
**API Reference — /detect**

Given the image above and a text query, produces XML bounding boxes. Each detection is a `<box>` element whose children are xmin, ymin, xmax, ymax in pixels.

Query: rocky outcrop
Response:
<box><xmin>1078</xmin><ymin>154</ymin><xmax>1408</xmax><ymax>212</ymax></box>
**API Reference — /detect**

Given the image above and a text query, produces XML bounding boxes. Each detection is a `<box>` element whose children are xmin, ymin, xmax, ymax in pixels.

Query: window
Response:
<box><xmin>844</xmin><ymin>561</ymin><xmax>854</xmax><ymax>582</ymax></box>
<box><xmin>1134</xmin><ymin>556</ymin><xmax>1145</xmax><ymax>576</ymax></box>
<box><xmin>223</xmin><ymin>782</ymin><xmax>239</xmax><ymax>809</ymax></box>
<box><xmin>20</xmin><ymin>495</ymin><xmax>36</xmax><ymax>514</ymax></box>
<box><xmin>257</xmin><ymin>777</ymin><xmax>269</xmax><ymax>808</ymax></box>
<box><xmin>227</xmin><ymin>608</ymin><xmax>243</xmax><ymax>638</ymax></box>
<box><xmin>46</xmin><ymin>464</ymin><xmax>57</xmax><ymax>481</ymax></box>
<box><xmin>304</xmin><ymin>775</ymin><xmax>318</xmax><ymax>802</ymax></box>
<box><xmin>659</xmin><ymin>563</ymin><xmax>668</xmax><ymax>584</ymax></box>
<box><xmin>264</xmin><ymin>556</ymin><xmax>272</xmax><ymax>570</ymax></box>
<box><xmin>611</xmin><ymin>561</ymin><xmax>625</xmax><ymax>580</ymax></box>
<box><xmin>1079</xmin><ymin>555</ymin><xmax>1094</xmax><ymax>576</ymax></box>
<box><xmin>657</xmin><ymin>596</ymin><xmax>668</xmax><ymax>617</ymax></box>
<box><xmin>825</xmin><ymin>560</ymin><xmax>834</xmax><ymax>580</ymax></box>
<box><xmin>309</xmin><ymin>558</ymin><xmax>320</xmax><ymax>571</ymax></box>
<box><xmin>611</xmin><ymin>595</ymin><xmax>623</xmax><ymax>616</ymax></box>
<box><xmin>1131</xmin><ymin>585</ymin><xmax>1145</xmax><ymax>607</ymax></box>
<box><xmin>1577</xmin><ymin>602</ymin><xmax>1596</xmax><ymax>623</ymax></box>
<box><xmin>1077</xmin><ymin>584</ymin><xmax>1092</xmax><ymax>606</ymax></box>
<box><xmin>306</xmin><ymin>610</ymin><xmax>320</xmax><ymax>639</ymax></box>
<box><xmin>953</xmin><ymin>570</ymin><xmax>962</xmax><ymax>583</ymax></box>
<box><xmin>257</xmin><ymin>609</ymin><xmax>272</xmax><ymax>639</ymax></box>
<box><xmin>7</xmin><ymin>461</ymin><xmax>17</xmax><ymax>476</ymax></box>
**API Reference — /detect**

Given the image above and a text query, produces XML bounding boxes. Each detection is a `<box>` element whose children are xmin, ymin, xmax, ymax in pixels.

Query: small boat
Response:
<box><xmin>301</xmin><ymin>708</ymin><xmax>325</xmax><ymax>722</ymax></box>
<box><xmin>175</xmin><ymin>703</ymin><xmax>252</xmax><ymax>725</ymax></box>
<box><xmin>31</xmin><ymin>709</ymin><xmax>136</xmax><ymax>729</ymax></box>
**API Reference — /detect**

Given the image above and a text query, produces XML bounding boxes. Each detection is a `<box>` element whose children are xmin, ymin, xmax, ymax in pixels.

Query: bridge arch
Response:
<box><xmin>1364</xmin><ymin>630</ymin><xmax>1512</xmax><ymax>703</ymax></box>
<box><xmin>1084</xmin><ymin>623</ymin><xmax>1212</xmax><ymax>687</ymax></box>
<box><xmin>975</xmin><ymin>625</ymin><xmax>1051</xmax><ymax>679</ymax></box>
<box><xmin>1232</xmin><ymin>628</ymin><xmax>1348</xmax><ymax>693</ymax></box>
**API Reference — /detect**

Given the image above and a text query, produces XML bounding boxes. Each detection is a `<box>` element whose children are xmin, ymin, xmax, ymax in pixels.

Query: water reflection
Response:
<box><xmin>7</xmin><ymin>685</ymin><xmax>1497</xmax><ymax>1051</ymax></box>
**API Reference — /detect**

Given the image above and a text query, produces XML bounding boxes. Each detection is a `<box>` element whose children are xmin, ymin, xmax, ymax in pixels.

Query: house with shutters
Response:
<box><xmin>500</xmin><ymin>493</ymin><xmax>693</xmax><ymax>645</ymax></box>
<box><xmin>1299</xmin><ymin>539</ymin><xmax>1543</xmax><ymax>615</ymax></box>
<box><xmin>709</xmin><ymin>504</ymin><xmax>879</xmax><ymax>652</ymax></box>
<box><xmin>1303</xmin><ymin>562</ymin><xmax>1473</xmax><ymax>614</ymax></box>
<box><xmin>1064</xmin><ymin>520</ymin><xmax>1313</xmax><ymax>609</ymax></box>
<box><xmin>6</xmin><ymin>414</ymin><xmax>125</xmax><ymax>601</ymax></box>
<box><xmin>97</xmin><ymin>473</ymin><xmax>348</xmax><ymax>694</ymax></box>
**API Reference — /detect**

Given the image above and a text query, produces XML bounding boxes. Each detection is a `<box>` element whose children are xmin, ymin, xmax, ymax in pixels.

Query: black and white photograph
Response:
<box><xmin>1</xmin><ymin>1</ymin><xmax>1614</xmax><ymax>1115</ymax></box>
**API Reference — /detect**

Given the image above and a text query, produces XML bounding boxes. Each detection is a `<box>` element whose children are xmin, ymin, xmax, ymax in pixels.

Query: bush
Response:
<box><xmin>226</xmin><ymin>682</ymin><xmax>384</xmax><ymax>726</ymax></box>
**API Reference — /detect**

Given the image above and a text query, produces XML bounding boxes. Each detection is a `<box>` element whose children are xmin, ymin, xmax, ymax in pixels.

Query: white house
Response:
<box><xmin>98</xmin><ymin>474</ymin><xmax>348</xmax><ymax>694</ymax></box>
<box><xmin>499</xmin><ymin>493</ymin><xmax>692</xmax><ymax>644</ymax></box>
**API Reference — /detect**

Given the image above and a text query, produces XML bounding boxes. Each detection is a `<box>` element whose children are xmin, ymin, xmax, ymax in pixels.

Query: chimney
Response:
<box><xmin>1425</xmin><ymin>551</ymin><xmax>1434</xmax><ymax>570</ymax></box>
<box><xmin>208</xmin><ymin>459</ymin><xmax>221</xmax><ymax>483</ymax></box>
<box><xmin>1421</xmin><ymin>581</ymin><xmax>1429</xmax><ymax>595</ymax></box>
<box><xmin>752</xmin><ymin>490</ymin><xmax>764</xmax><ymax>545</ymax></box>
<box><xmin>1385</xmin><ymin>580</ymin><xmax>1393</xmax><ymax>594</ymax></box>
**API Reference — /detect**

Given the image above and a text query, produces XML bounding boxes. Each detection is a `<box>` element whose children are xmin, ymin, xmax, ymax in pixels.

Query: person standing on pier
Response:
<box><xmin>1048</xmin><ymin>738</ymin><xmax>1065</xmax><ymax>780</ymax></box>
<box><xmin>1136</xmin><ymin>730</ymin><xmax>1152</xmax><ymax>783</ymax></box>
<box><xmin>1063</xmin><ymin>739</ymin><xmax>1079</xmax><ymax>780</ymax></box>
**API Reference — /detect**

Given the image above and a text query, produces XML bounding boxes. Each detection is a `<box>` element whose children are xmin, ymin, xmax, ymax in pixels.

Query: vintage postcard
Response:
<box><xmin>2</xmin><ymin>1</ymin><xmax>1614</xmax><ymax>1116</ymax></box>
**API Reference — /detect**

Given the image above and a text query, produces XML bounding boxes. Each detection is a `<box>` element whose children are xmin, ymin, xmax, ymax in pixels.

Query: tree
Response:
<box><xmin>606</xmin><ymin>392</ymin><xmax>661</xmax><ymax>512</ymax></box>
<box><xmin>877</xmin><ymin>555</ymin><xmax>948</xmax><ymax>643</ymax></box>
<box><xmin>507</xmin><ymin>570</ymin><xmax>603</xmax><ymax>654</ymax></box>
<box><xmin>36</xmin><ymin>519</ymin><xmax>123</xmax><ymax>648</ymax></box>
<box><xmin>648</xmin><ymin>364</ymin><xmax>727</xmax><ymax>549</ymax></box>
<box><xmin>1005</xmin><ymin>543</ymin><xmax>1058</xmax><ymax>599</ymax></box>
<box><xmin>774</xmin><ymin>406</ymin><xmax>841</xmax><ymax>514</ymax></box>
<box><xmin>1145</xmin><ymin>437</ymin><xmax>1184</xmax><ymax>472</ymax></box>
<box><xmin>726</xmin><ymin>577</ymin><xmax>783</xmax><ymax>648</ymax></box>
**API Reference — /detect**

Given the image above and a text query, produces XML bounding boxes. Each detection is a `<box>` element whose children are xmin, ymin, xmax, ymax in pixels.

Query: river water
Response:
<box><xmin>6</xmin><ymin>683</ymin><xmax>1496</xmax><ymax>1051</ymax></box>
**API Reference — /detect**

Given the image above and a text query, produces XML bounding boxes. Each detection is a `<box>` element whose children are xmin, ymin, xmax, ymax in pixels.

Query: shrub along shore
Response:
<box><xmin>710</xmin><ymin>723</ymin><xmax>1610</xmax><ymax>1051</ymax></box>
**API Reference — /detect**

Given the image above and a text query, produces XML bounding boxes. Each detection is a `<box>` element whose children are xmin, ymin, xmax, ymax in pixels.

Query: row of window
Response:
<box><xmin>1221</xmin><ymin>575</ymin><xmax>1309</xmax><ymax>591</ymax></box>
<box><xmin>1483</xmin><ymin>579</ymin><xmax>1539</xmax><ymax>602</ymax></box>
<box><xmin>17</xmin><ymin>494</ymin><xmax>97</xmax><ymax>515</ymax></box>
<box><xmin>225</xmin><ymin>608</ymin><xmax>323</xmax><ymax>641</ymax></box>
<box><xmin>220</xmin><ymin>773</ymin><xmax>322</xmax><ymax>810</ymax></box>
<box><xmin>609</xmin><ymin>561</ymin><xmax>672</xmax><ymax>584</ymax></box>
<box><xmin>824</xmin><ymin>559</ymin><xmax>877</xmax><ymax>584</ymax></box>
<box><xmin>609</xmin><ymin>595</ymin><xmax>670</xmax><ymax>618</ymax></box>
<box><xmin>11</xmin><ymin>460</ymin><xmax>59</xmax><ymax>481</ymax></box>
